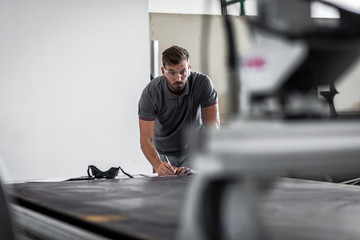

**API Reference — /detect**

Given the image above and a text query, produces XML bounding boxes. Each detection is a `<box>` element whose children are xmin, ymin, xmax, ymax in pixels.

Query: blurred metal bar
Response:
<box><xmin>11</xmin><ymin>205</ymin><xmax>109</xmax><ymax>240</ymax></box>
<box><xmin>150</xmin><ymin>40</ymin><xmax>159</xmax><ymax>79</ymax></box>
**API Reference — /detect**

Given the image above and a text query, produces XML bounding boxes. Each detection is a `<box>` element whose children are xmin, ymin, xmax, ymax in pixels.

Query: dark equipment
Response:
<box><xmin>87</xmin><ymin>165</ymin><xmax>134</xmax><ymax>179</ymax></box>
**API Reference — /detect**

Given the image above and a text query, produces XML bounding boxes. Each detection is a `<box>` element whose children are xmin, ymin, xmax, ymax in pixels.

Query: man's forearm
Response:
<box><xmin>140</xmin><ymin>138</ymin><xmax>162</xmax><ymax>171</ymax></box>
<box><xmin>201</xmin><ymin>104</ymin><xmax>220</xmax><ymax>129</ymax></box>
<box><xmin>139</xmin><ymin>119</ymin><xmax>175</xmax><ymax>176</ymax></box>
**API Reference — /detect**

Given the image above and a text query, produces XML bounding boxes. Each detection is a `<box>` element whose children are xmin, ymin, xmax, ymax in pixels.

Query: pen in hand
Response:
<box><xmin>164</xmin><ymin>156</ymin><xmax>176</xmax><ymax>175</ymax></box>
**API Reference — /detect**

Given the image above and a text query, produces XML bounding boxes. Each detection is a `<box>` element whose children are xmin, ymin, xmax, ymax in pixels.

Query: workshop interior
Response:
<box><xmin>1</xmin><ymin>0</ymin><xmax>360</xmax><ymax>239</ymax></box>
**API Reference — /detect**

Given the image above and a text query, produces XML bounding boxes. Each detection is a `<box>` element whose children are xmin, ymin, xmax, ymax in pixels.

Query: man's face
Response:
<box><xmin>162</xmin><ymin>60</ymin><xmax>191</xmax><ymax>93</ymax></box>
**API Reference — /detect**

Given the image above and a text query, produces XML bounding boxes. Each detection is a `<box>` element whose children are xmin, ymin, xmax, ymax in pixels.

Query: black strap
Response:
<box><xmin>87</xmin><ymin>165</ymin><xmax>134</xmax><ymax>179</ymax></box>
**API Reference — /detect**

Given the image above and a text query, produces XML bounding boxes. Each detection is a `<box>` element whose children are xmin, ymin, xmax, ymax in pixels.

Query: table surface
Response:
<box><xmin>7</xmin><ymin>176</ymin><xmax>360</xmax><ymax>240</ymax></box>
<box><xmin>9</xmin><ymin>176</ymin><xmax>189</xmax><ymax>240</ymax></box>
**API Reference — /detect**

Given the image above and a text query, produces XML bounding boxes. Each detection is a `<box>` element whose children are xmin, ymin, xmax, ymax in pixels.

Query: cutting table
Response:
<box><xmin>6</xmin><ymin>176</ymin><xmax>360</xmax><ymax>240</ymax></box>
<box><xmin>8</xmin><ymin>176</ymin><xmax>189</xmax><ymax>240</ymax></box>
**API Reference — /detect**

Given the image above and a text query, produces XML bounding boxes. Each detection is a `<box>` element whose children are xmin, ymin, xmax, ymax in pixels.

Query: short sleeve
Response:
<box><xmin>199</xmin><ymin>76</ymin><xmax>218</xmax><ymax>108</ymax></box>
<box><xmin>138</xmin><ymin>90</ymin><xmax>157</xmax><ymax>121</ymax></box>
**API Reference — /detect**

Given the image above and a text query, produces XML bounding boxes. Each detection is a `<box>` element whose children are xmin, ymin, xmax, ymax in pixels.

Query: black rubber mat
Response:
<box><xmin>8</xmin><ymin>176</ymin><xmax>191</xmax><ymax>240</ymax></box>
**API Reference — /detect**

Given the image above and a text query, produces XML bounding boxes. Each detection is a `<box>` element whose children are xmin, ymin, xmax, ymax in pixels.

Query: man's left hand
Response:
<box><xmin>174</xmin><ymin>167</ymin><xmax>192</xmax><ymax>176</ymax></box>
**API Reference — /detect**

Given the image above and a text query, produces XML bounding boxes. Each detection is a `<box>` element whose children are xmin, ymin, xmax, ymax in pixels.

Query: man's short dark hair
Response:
<box><xmin>162</xmin><ymin>46</ymin><xmax>189</xmax><ymax>68</ymax></box>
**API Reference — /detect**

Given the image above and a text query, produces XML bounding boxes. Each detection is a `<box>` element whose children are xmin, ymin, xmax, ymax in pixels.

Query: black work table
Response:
<box><xmin>6</xmin><ymin>176</ymin><xmax>360</xmax><ymax>240</ymax></box>
<box><xmin>8</xmin><ymin>176</ymin><xmax>189</xmax><ymax>240</ymax></box>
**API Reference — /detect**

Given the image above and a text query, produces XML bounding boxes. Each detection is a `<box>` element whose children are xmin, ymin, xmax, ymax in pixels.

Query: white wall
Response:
<box><xmin>148</xmin><ymin>0</ymin><xmax>257</xmax><ymax>16</ymax></box>
<box><xmin>0</xmin><ymin>0</ymin><xmax>152</xmax><ymax>182</ymax></box>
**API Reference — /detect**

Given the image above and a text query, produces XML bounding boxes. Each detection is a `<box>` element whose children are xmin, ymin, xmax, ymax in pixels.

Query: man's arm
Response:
<box><xmin>139</xmin><ymin>119</ymin><xmax>175</xmax><ymax>176</ymax></box>
<box><xmin>201</xmin><ymin>104</ymin><xmax>220</xmax><ymax>129</ymax></box>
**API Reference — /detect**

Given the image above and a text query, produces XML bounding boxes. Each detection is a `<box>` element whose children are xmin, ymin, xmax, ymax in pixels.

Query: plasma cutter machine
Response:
<box><xmin>178</xmin><ymin>1</ymin><xmax>360</xmax><ymax>240</ymax></box>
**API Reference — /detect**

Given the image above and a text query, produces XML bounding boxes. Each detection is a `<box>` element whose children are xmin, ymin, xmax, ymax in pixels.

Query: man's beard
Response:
<box><xmin>167</xmin><ymin>79</ymin><xmax>185</xmax><ymax>93</ymax></box>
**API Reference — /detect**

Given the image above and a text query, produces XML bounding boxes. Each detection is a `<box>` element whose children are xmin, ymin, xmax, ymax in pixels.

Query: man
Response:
<box><xmin>138</xmin><ymin>46</ymin><xmax>219</xmax><ymax>176</ymax></box>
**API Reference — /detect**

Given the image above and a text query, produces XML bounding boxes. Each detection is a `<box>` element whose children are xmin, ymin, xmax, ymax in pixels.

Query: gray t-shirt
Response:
<box><xmin>138</xmin><ymin>71</ymin><xmax>218</xmax><ymax>156</ymax></box>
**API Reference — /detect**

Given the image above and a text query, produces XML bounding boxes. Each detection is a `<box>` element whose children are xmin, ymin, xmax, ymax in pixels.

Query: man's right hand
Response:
<box><xmin>156</xmin><ymin>162</ymin><xmax>176</xmax><ymax>176</ymax></box>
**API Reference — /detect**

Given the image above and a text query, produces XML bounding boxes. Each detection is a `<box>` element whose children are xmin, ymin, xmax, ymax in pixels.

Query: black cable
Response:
<box><xmin>202</xmin><ymin>1</ymin><xmax>241</xmax><ymax>118</ymax></box>
<box><xmin>119</xmin><ymin>166</ymin><xmax>134</xmax><ymax>178</ymax></box>
<box><xmin>223</xmin><ymin>10</ymin><xmax>241</xmax><ymax>117</ymax></box>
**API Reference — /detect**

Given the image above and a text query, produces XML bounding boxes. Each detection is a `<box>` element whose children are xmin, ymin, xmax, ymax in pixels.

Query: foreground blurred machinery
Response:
<box><xmin>0</xmin><ymin>180</ymin><xmax>16</xmax><ymax>240</ymax></box>
<box><xmin>178</xmin><ymin>0</ymin><xmax>360</xmax><ymax>239</ymax></box>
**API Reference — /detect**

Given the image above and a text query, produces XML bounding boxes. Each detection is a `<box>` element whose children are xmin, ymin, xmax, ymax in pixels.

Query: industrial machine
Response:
<box><xmin>0</xmin><ymin>179</ymin><xmax>16</xmax><ymax>240</ymax></box>
<box><xmin>178</xmin><ymin>0</ymin><xmax>360</xmax><ymax>239</ymax></box>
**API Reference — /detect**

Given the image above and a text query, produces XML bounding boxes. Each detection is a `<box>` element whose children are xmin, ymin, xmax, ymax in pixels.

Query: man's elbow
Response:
<box><xmin>215</xmin><ymin>119</ymin><xmax>220</xmax><ymax>129</ymax></box>
<box><xmin>211</xmin><ymin>119</ymin><xmax>220</xmax><ymax>129</ymax></box>
<box><xmin>204</xmin><ymin>115</ymin><xmax>220</xmax><ymax>129</ymax></box>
